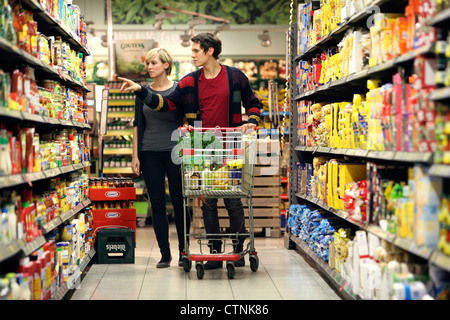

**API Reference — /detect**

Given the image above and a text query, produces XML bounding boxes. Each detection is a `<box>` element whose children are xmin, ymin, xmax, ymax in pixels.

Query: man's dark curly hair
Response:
<box><xmin>191</xmin><ymin>32</ymin><xmax>222</xmax><ymax>59</ymax></box>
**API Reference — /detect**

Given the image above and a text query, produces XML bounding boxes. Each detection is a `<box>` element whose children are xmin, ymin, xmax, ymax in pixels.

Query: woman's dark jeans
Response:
<box><xmin>141</xmin><ymin>150</ymin><xmax>190</xmax><ymax>259</ymax></box>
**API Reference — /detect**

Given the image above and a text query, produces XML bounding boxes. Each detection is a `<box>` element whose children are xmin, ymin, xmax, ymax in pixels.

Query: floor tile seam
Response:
<box><xmin>88</xmin><ymin>264</ymin><xmax>109</xmax><ymax>300</ymax></box>
<box><xmin>138</xmin><ymin>250</ymin><xmax>155</xmax><ymax>299</ymax></box>
<box><xmin>256</xmin><ymin>261</ymin><xmax>284</xmax><ymax>300</ymax></box>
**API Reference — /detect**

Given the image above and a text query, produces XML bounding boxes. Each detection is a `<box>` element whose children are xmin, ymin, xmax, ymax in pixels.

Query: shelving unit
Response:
<box><xmin>0</xmin><ymin>0</ymin><xmax>93</xmax><ymax>300</ymax></box>
<box><xmin>99</xmin><ymin>85</ymin><xmax>135</xmax><ymax>176</ymax></box>
<box><xmin>286</xmin><ymin>0</ymin><xmax>450</xmax><ymax>300</ymax></box>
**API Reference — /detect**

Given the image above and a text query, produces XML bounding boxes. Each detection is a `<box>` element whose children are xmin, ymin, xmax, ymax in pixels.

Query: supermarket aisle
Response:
<box><xmin>70</xmin><ymin>224</ymin><xmax>341</xmax><ymax>300</ymax></box>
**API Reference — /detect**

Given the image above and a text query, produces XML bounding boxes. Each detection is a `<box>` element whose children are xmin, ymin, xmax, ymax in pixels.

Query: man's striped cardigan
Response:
<box><xmin>135</xmin><ymin>65</ymin><xmax>261</xmax><ymax>127</ymax></box>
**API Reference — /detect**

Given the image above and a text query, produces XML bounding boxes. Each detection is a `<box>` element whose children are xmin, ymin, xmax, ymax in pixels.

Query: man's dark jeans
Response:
<box><xmin>201</xmin><ymin>197</ymin><xmax>246</xmax><ymax>252</ymax></box>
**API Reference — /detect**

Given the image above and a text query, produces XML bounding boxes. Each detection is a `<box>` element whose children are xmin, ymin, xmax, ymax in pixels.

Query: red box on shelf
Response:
<box><xmin>90</xmin><ymin>187</ymin><xmax>136</xmax><ymax>201</ymax></box>
<box><xmin>92</xmin><ymin>208</ymin><xmax>136</xmax><ymax>242</ymax></box>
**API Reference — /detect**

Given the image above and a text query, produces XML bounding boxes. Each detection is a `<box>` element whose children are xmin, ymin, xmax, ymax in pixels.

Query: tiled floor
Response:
<box><xmin>70</xmin><ymin>224</ymin><xmax>342</xmax><ymax>300</ymax></box>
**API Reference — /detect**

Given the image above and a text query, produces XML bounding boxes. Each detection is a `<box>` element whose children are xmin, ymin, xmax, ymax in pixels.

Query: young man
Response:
<box><xmin>119</xmin><ymin>33</ymin><xmax>261</xmax><ymax>269</ymax></box>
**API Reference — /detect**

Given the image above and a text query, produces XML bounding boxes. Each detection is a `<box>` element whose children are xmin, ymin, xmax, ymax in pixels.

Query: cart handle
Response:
<box><xmin>178</xmin><ymin>125</ymin><xmax>258</xmax><ymax>132</ymax></box>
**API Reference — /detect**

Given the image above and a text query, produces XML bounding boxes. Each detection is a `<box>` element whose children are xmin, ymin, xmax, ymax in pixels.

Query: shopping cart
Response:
<box><xmin>178</xmin><ymin>126</ymin><xmax>258</xmax><ymax>279</ymax></box>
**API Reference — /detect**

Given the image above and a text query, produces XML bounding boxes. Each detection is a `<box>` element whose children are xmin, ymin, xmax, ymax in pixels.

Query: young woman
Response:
<box><xmin>132</xmin><ymin>48</ymin><xmax>190</xmax><ymax>268</ymax></box>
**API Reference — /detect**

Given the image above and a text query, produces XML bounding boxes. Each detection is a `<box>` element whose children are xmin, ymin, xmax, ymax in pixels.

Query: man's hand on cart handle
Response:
<box><xmin>179</xmin><ymin>124</ymin><xmax>258</xmax><ymax>132</ymax></box>
<box><xmin>239</xmin><ymin>123</ymin><xmax>258</xmax><ymax>133</ymax></box>
<box><xmin>118</xmin><ymin>77</ymin><xmax>142</xmax><ymax>93</ymax></box>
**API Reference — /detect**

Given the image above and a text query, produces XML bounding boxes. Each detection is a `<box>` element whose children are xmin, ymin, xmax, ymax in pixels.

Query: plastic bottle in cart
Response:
<box><xmin>184</xmin><ymin>164</ymin><xmax>193</xmax><ymax>191</ymax></box>
<box><xmin>191</xmin><ymin>165</ymin><xmax>201</xmax><ymax>190</ymax></box>
<box><xmin>202</xmin><ymin>159</ymin><xmax>212</xmax><ymax>190</ymax></box>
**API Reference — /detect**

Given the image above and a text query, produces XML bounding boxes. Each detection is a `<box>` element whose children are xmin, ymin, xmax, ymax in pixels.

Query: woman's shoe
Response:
<box><xmin>178</xmin><ymin>252</ymin><xmax>184</xmax><ymax>267</ymax></box>
<box><xmin>156</xmin><ymin>256</ymin><xmax>172</xmax><ymax>268</ymax></box>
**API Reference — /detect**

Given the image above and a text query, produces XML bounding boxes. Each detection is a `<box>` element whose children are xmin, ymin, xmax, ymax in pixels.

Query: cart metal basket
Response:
<box><xmin>178</xmin><ymin>126</ymin><xmax>258</xmax><ymax>279</ymax></box>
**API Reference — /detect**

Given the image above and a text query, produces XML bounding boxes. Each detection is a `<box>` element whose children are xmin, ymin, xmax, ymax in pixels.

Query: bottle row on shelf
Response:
<box><xmin>0</xmin><ymin>66</ymin><xmax>89</xmax><ymax>123</ymax></box>
<box><xmin>295</xmin><ymin>0</ymin><xmax>450</xmax><ymax>97</ymax></box>
<box><xmin>293</xmin><ymin>157</ymin><xmax>449</xmax><ymax>258</ymax></box>
<box><xmin>0</xmin><ymin>125</ymin><xmax>90</xmax><ymax>177</ymax></box>
<box><xmin>1</xmin><ymin>0</ymin><xmax>88</xmax><ymax>57</ymax></box>
<box><xmin>297</xmin><ymin>0</ymin><xmax>442</xmax><ymax>62</ymax></box>
<box><xmin>89</xmin><ymin>177</ymin><xmax>135</xmax><ymax>189</ymax></box>
<box><xmin>0</xmin><ymin>208</ymin><xmax>95</xmax><ymax>300</ymax></box>
<box><xmin>288</xmin><ymin>204</ymin><xmax>446</xmax><ymax>300</ymax></box>
<box><xmin>103</xmin><ymin>156</ymin><xmax>132</xmax><ymax>169</ymax></box>
<box><xmin>108</xmin><ymin>106</ymin><xmax>134</xmax><ymax>113</ymax></box>
<box><xmin>0</xmin><ymin>170</ymin><xmax>89</xmax><ymax>246</ymax></box>
<box><xmin>104</xmin><ymin>137</ymin><xmax>132</xmax><ymax>149</ymax></box>
<box><xmin>1</xmin><ymin>0</ymin><xmax>88</xmax><ymax>84</ymax></box>
<box><xmin>91</xmin><ymin>201</ymin><xmax>135</xmax><ymax>211</ymax></box>
<box><xmin>296</xmin><ymin>53</ymin><xmax>450</xmax><ymax>163</ymax></box>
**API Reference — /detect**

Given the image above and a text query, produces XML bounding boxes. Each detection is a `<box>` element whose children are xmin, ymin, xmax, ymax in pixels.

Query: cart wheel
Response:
<box><xmin>250</xmin><ymin>255</ymin><xmax>259</xmax><ymax>272</ymax></box>
<box><xmin>182</xmin><ymin>257</ymin><xmax>192</xmax><ymax>272</ymax></box>
<box><xmin>196</xmin><ymin>263</ymin><xmax>204</xmax><ymax>279</ymax></box>
<box><xmin>226</xmin><ymin>263</ymin><xmax>235</xmax><ymax>279</ymax></box>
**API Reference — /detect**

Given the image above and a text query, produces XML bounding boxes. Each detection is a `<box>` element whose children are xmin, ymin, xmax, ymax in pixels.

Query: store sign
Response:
<box><xmin>115</xmin><ymin>39</ymin><xmax>156</xmax><ymax>79</ymax></box>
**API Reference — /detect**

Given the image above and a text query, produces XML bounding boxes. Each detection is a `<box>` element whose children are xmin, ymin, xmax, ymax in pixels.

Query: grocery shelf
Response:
<box><xmin>0</xmin><ymin>198</ymin><xmax>91</xmax><ymax>263</ymax></box>
<box><xmin>105</xmin><ymin>130</ymin><xmax>133</xmax><ymax>136</ymax></box>
<box><xmin>294</xmin><ymin>42</ymin><xmax>435</xmax><ymax>102</ymax></box>
<box><xmin>0</xmin><ymin>161</ymin><xmax>91</xmax><ymax>189</ymax></box>
<box><xmin>51</xmin><ymin>247</ymin><xmax>96</xmax><ymax>300</ymax></box>
<box><xmin>290</xmin><ymin>235</ymin><xmax>359</xmax><ymax>300</ymax></box>
<box><xmin>295</xmin><ymin>192</ymin><xmax>366</xmax><ymax>229</ymax></box>
<box><xmin>102</xmin><ymin>167</ymin><xmax>133</xmax><ymax>174</ymax></box>
<box><xmin>429</xmin><ymin>164</ymin><xmax>450</xmax><ymax>178</ymax></box>
<box><xmin>260</xmin><ymin>111</ymin><xmax>290</xmax><ymax>116</ymax></box>
<box><xmin>295</xmin><ymin>0</ymin><xmax>401</xmax><ymax>61</ymax></box>
<box><xmin>295</xmin><ymin>192</ymin><xmax>450</xmax><ymax>270</ymax></box>
<box><xmin>0</xmin><ymin>107</ymin><xmax>91</xmax><ymax>130</ymax></box>
<box><xmin>429</xmin><ymin>7</ymin><xmax>450</xmax><ymax>28</ymax></box>
<box><xmin>41</xmin><ymin>199</ymin><xmax>92</xmax><ymax>234</ymax></box>
<box><xmin>294</xmin><ymin>145</ymin><xmax>433</xmax><ymax>163</ymax></box>
<box><xmin>103</xmin><ymin>148</ymin><xmax>133</xmax><ymax>155</ymax></box>
<box><xmin>429</xmin><ymin>86</ymin><xmax>450</xmax><ymax>103</ymax></box>
<box><xmin>0</xmin><ymin>36</ymin><xmax>89</xmax><ymax>92</ymax></box>
<box><xmin>107</xmin><ymin>112</ymin><xmax>134</xmax><ymax>118</ymax></box>
<box><xmin>21</xmin><ymin>0</ymin><xmax>90</xmax><ymax>56</ymax></box>
<box><xmin>108</xmin><ymin>100</ymin><xmax>135</xmax><ymax>107</ymax></box>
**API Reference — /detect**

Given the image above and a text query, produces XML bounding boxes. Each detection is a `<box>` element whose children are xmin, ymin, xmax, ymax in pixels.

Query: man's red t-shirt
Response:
<box><xmin>198</xmin><ymin>64</ymin><xmax>229</xmax><ymax>128</ymax></box>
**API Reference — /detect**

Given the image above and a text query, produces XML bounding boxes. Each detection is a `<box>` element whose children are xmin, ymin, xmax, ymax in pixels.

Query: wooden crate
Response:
<box><xmin>192</xmin><ymin>151</ymin><xmax>282</xmax><ymax>237</ymax></box>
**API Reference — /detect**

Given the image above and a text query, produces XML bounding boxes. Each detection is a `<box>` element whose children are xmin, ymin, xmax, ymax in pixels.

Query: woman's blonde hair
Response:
<box><xmin>145</xmin><ymin>48</ymin><xmax>174</xmax><ymax>75</ymax></box>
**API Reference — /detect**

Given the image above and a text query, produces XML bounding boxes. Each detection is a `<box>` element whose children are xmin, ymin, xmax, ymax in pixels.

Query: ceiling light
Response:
<box><xmin>214</xmin><ymin>23</ymin><xmax>230</xmax><ymax>36</ymax></box>
<box><xmin>154</xmin><ymin>20</ymin><xmax>162</xmax><ymax>30</ymax></box>
<box><xmin>258</xmin><ymin>30</ymin><xmax>271</xmax><ymax>47</ymax></box>
<box><xmin>188</xmin><ymin>18</ymin><xmax>206</xmax><ymax>28</ymax></box>
<box><xmin>153</xmin><ymin>11</ymin><xmax>175</xmax><ymax>30</ymax></box>
<box><xmin>180</xmin><ymin>30</ymin><xmax>191</xmax><ymax>47</ymax></box>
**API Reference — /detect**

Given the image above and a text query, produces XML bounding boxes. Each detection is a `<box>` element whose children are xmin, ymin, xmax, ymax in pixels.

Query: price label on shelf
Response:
<box><xmin>59</xmin><ymin>209</ymin><xmax>75</xmax><ymax>222</ymax></box>
<box><xmin>431</xmin><ymin>252</ymin><xmax>450</xmax><ymax>272</ymax></box>
<box><xmin>44</xmin><ymin>167</ymin><xmax>61</xmax><ymax>178</ymax></box>
<box><xmin>345</xmin><ymin>149</ymin><xmax>369</xmax><ymax>157</ymax></box>
<box><xmin>0</xmin><ymin>174</ymin><xmax>24</xmax><ymax>188</ymax></box>
<box><xmin>42</xmin><ymin>217</ymin><xmax>62</xmax><ymax>234</ymax></box>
